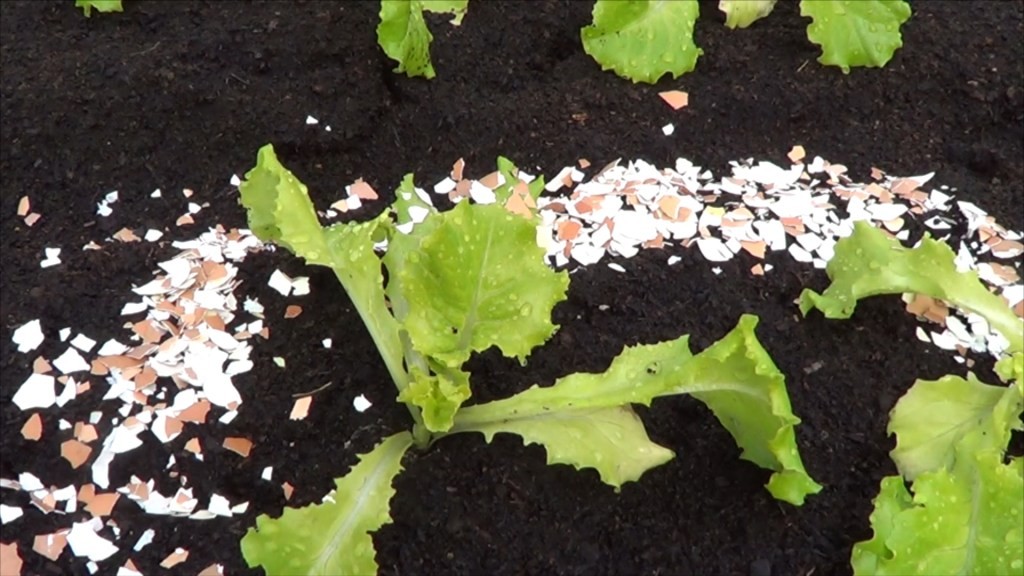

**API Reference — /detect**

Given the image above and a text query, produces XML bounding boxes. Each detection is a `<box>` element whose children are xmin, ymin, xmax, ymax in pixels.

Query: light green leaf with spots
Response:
<box><xmin>239</xmin><ymin>144</ymin><xmax>409</xmax><ymax>395</ymax></box>
<box><xmin>799</xmin><ymin>221</ymin><xmax>1024</xmax><ymax>355</ymax></box>
<box><xmin>851</xmin><ymin>450</ymin><xmax>1024</xmax><ymax>576</ymax></box>
<box><xmin>399</xmin><ymin>366</ymin><xmax>472</xmax><ymax>433</ymax></box>
<box><xmin>391</xmin><ymin>173</ymin><xmax>438</xmax><ymax>229</ymax></box>
<box><xmin>888</xmin><ymin>375</ymin><xmax>1024</xmax><ymax>482</ymax></box>
<box><xmin>800</xmin><ymin>0</ymin><xmax>912</xmax><ymax>73</ymax></box>
<box><xmin>241</xmin><ymin>432</ymin><xmax>413</xmax><ymax>576</ymax></box>
<box><xmin>451</xmin><ymin>404</ymin><xmax>674</xmax><ymax>489</ymax></box>
<box><xmin>581</xmin><ymin>0</ymin><xmax>703</xmax><ymax>84</ymax></box>
<box><xmin>451</xmin><ymin>315</ymin><xmax>821</xmax><ymax>503</ymax></box>
<box><xmin>398</xmin><ymin>200</ymin><xmax>570</xmax><ymax>368</ymax></box>
<box><xmin>378</xmin><ymin>0</ymin><xmax>438</xmax><ymax>79</ymax></box>
<box><xmin>719</xmin><ymin>0</ymin><xmax>777</xmax><ymax>29</ymax></box>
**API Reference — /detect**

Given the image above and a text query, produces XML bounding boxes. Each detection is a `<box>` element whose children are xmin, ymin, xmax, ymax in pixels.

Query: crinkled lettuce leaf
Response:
<box><xmin>239</xmin><ymin>145</ymin><xmax>408</xmax><ymax>390</ymax></box>
<box><xmin>670</xmin><ymin>315</ymin><xmax>823</xmax><ymax>504</ymax></box>
<box><xmin>452</xmin><ymin>315</ymin><xmax>821</xmax><ymax>502</ymax></box>
<box><xmin>888</xmin><ymin>374</ymin><xmax>1023</xmax><ymax>481</ymax></box>
<box><xmin>378</xmin><ymin>0</ymin><xmax>438</xmax><ymax>79</ymax></box>
<box><xmin>241</xmin><ymin>432</ymin><xmax>413</xmax><ymax>576</ymax></box>
<box><xmin>398</xmin><ymin>200</ymin><xmax>570</xmax><ymax>369</ymax></box>
<box><xmin>456</xmin><ymin>404</ymin><xmax>675</xmax><ymax>489</ymax></box>
<box><xmin>851</xmin><ymin>451</ymin><xmax>1024</xmax><ymax>576</ymax></box>
<box><xmin>800</xmin><ymin>0</ymin><xmax>912</xmax><ymax>73</ymax></box>
<box><xmin>75</xmin><ymin>0</ymin><xmax>122</xmax><ymax>17</ymax></box>
<box><xmin>581</xmin><ymin>0</ymin><xmax>703</xmax><ymax>84</ymax></box>
<box><xmin>399</xmin><ymin>366</ymin><xmax>472</xmax><ymax>432</ymax></box>
<box><xmin>377</xmin><ymin>0</ymin><xmax>468</xmax><ymax>78</ymax></box>
<box><xmin>799</xmin><ymin>221</ymin><xmax>1024</xmax><ymax>355</ymax></box>
<box><xmin>719</xmin><ymin>0</ymin><xmax>777</xmax><ymax>29</ymax></box>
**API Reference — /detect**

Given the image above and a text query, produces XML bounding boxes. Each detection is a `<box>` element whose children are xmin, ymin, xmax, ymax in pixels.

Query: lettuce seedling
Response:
<box><xmin>236</xmin><ymin>144</ymin><xmax>821</xmax><ymax>574</ymax></box>
<box><xmin>798</xmin><ymin>221</ymin><xmax>1024</xmax><ymax>575</ymax></box>
<box><xmin>75</xmin><ymin>0</ymin><xmax>123</xmax><ymax>17</ymax></box>
<box><xmin>582</xmin><ymin>0</ymin><xmax>912</xmax><ymax>83</ymax></box>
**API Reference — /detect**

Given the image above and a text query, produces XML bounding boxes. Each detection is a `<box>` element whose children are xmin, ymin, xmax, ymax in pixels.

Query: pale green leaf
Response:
<box><xmin>391</xmin><ymin>173</ymin><xmax>437</xmax><ymax>229</ymax></box>
<box><xmin>996</xmin><ymin>352</ymin><xmax>1023</xmax><ymax>385</ymax></box>
<box><xmin>241</xmin><ymin>432</ymin><xmax>413</xmax><ymax>576</ymax></box>
<box><xmin>800</xmin><ymin>0</ymin><xmax>912</xmax><ymax>73</ymax></box>
<box><xmin>239</xmin><ymin>144</ymin><xmax>331</xmax><ymax>267</ymax></box>
<box><xmin>493</xmin><ymin>156</ymin><xmax>545</xmax><ymax>209</ymax></box>
<box><xmin>581</xmin><ymin>0</ymin><xmax>703</xmax><ymax>84</ymax></box>
<box><xmin>399</xmin><ymin>201</ymin><xmax>569</xmax><ymax>368</ymax></box>
<box><xmin>453</xmin><ymin>315</ymin><xmax>821</xmax><ymax>503</ymax></box>
<box><xmin>378</xmin><ymin>0</ymin><xmax>437</xmax><ymax>79</ymax></box>
<box><xmin>799</xmin><ymin>221</ymin><xmax>1024</xmax><ymax>355</ymax></box>
<box><xmin>851</xmin><ymin>451</ymin><xmax>1024</xmax><ymax>576</ymax></box>
<box><xmin>75</xmin><ymin>0</ymin><xmax>123</xmax><ymax>17</ymax></box>
<box><xmin>422</xmin><ymin>0</ymin><xmax>469</xmax><ymax>25</ymax></box>
<box><xmin>670</xmin><ymin>315</ymin><xmax>823</xmax><ymax>504</ymax></box>
<box><xmin>239</xmin><ymin>145</ymin><xmax>408</xmax><ymax>394</ymax></box>
<box><xmin>399</xmin><ymin>366</ymin><xmax>472</xmax><ymax>433</ymax></box>
<box><xmin>720</xmin><ymin>0</ymin><xmax>777</xmax><ymax>29</ymax></box>
<box><xmin>889</xmin><ymin>375</ymin><xmax>1023</xmax><ymax>481</ymax></box>
<box><xmin>453</xmin><ymin>404</ymin><xmax>674</xmax><ymax>489</ymax></box>
<box><xmin>850</xmin><ymin>476</ymin><xmax>915</xmax><ymax>575</ymax></box>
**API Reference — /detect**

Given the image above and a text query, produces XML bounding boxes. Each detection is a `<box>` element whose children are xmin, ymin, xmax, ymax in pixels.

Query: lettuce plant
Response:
<box><xmin>378</xmin><ymin>0</ymin><xmax>911</xmax><ymax>82</ymax></box>
<box><xmin>236</xmin><ymin>144</ymin><xmax>821</xmax><ymax>575</ymax></box>
<box><xmin>582</xmin><ymin>0</ymin><xmax>912</xmax><ymax>83</ymax></box>
<box><xmin>799</xmin><ymin>222</ymin><xmax>1024</xmax><ymax>575</ymax></box>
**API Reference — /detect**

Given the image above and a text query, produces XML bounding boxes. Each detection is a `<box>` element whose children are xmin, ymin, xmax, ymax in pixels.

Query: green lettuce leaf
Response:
<box><xmin>75</xmin><ymin>0</ymin><xmax>122</xmax><ymax>17</ymax></box>
<box><xmin>391</xmin><ymin>173</ymin><xmax>438</xmax><ymax>229</ymax></box>
<box><xmin>800</xmin><ymin>0</ymin><xmax>912</xmax><ymax>73</ymax></box>
<box><xmin>719</xmin><ymin>0</ymin><xmax>777</xmax><ymax>29</ymax></box>
<box><xmin>799</xmin><ymin>221</ymin><xmax>1024</xmax><ymax>355</ymax></box>
<box><xmin>378</xmin><ymin>0</ymin><xmax>437</xmax><ymax>79</ymax></box>
<box><xmin>241</xmin><ymin>432</ymin><xmax>413</xmax><ymax>576</ymax></box>
<box><xmin>399</xmin><ymin>366</ymin><xmax>472</xmax><ymax>433</ymax></box>
<box><xmin>581</xmin><ymin>0</ymin><xmax>703</xmax><ymax>84</ymax></box>
<box><xmin>239</xmin><ymin>144</ymin><xmax>409</xmax><ymax>397</ymax></box>
<box><xmin>493</xmin><ymin>156</ymin><xmax>546</xmax><ymax>207</ymax></box>
<box><xmin>452</xmin><ymin>315</ymin><xmax>821</xmax><ymax>503</ymax></box>
<box><xmin>454</xmin><ymin>404</ymin><xmax>674</xmax><ymax>489</ymax></box>
<box><xmin>239</xmin><ymin>144</ymin><xmax>331</xmax><ymax>267</ymax></box>
<box><xmin>422</xmin><ymin>0</ymin><xmax>469</xmax><ymax>25</ymax></box>
<box><xmin>398</xmin><ymin>201</ymin><xmax>570</xmax><ymax>368</ymax></box>
<box><xmin>888</xmin><ymin>375</ymin><xmax>1024</xmax><ymax>481</ymax></box>
<box><xmin>851</xmin><ymin>452</ymin><xmax>1024</xmax><ymax>576</ymax></box>
<box><xmin>666</xmin><ymin>314</ymin><xmax>823</xmax><ymax>504</ymax></box>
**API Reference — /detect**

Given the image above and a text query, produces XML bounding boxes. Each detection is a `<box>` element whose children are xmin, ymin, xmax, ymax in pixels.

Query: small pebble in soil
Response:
<box><xmin>750</xmin><ymin>557</ymin><xmax>772</xmax><ymax>576</ymax></box>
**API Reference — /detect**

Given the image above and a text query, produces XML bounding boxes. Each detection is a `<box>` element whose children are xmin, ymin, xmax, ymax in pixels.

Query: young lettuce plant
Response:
<box><xmin>798</xmin><ymin>221</ymin><xmax>1024</xmax><ymax>575</ymax></box>
<box><xmin>581</xmin><ymin>0</ymin><xmax>912</xmax><ymax>83</ymax></box>
<box><xmin>236</xmin><ymin>144</ymin><xmax>822</xmax><ymax>575</ymax></box>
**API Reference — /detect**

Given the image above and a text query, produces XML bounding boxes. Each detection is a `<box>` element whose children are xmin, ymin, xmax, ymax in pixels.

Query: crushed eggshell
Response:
<box><xmin>223</xmin><ymin>437</ymin><xmax>253</xmax><ymax>458</ymax></box>
<box><xmin>21</xmin><ymin>413</ymin><xmax>43</xmax><ymax>440</ymax></box>
<box><xmin>658</xmin><ymin>90</ymin><xmax>689</xmax><ymax>110</ymax></box>
<box><xmin>290</xmin><ymin>396</ymin><xmax>312</xmax><ymax>420</ymax></box>
<box><xmin>160</xmin><ymin>547</ymin><xmax>189</xmax><ymax>569</ymax></box>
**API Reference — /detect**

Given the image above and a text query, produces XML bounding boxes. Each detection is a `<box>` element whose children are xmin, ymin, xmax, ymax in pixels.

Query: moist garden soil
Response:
<box><xmin>1</xmin><ymin>1</ymin><xmax>1022</xmax><ymax>575</ymax></box>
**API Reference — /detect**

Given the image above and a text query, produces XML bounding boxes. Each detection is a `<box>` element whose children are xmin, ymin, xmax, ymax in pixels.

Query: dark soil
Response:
<box><xmin>2</xmin><ymin>1</ymin><xmax>1022</xmax><ymax>575</ymax></box>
